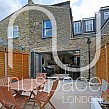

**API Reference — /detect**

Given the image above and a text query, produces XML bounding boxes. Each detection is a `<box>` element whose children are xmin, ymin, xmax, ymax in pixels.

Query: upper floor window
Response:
<box><xmin>42</xmin><ymin>20</ymin><xmax>52</xmax><ymax>38</ymax></box>
<box><xmin>8</xmin><ymin>26</ymin><xmax>19</xmax><ymax>38</ymax></box>
<box><xmin>104</xmin><ymin>12</ymin><xmax>109</xmax><ymax>19</ymax></box>
<box><xmin>73</xmin><ymin>22</ymin><xmax>81</xmax><ymax>34</ymax></box>
<box><xmin>13</xmin><ymin>26</ymin><xmax>19</xmax><ymax>38</ymax></box>
<box><xmin>85</xmin><ymin>20</ymin><xmax>93</xmax><ymax>32</ymax></box>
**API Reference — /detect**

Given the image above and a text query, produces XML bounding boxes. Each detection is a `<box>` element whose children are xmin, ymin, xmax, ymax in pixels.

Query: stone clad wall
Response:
<box><xmin>0</xmin><ymin>9</ymin><xmax>30</xmax><ymax>49</ymax></box>
<box><xmin>28</xmin><ymin>4</ymin><xmax>72</xmax><ymax>50</ymax></box>
<box><xmin>68</xmin><ymin>37</ymin><xmax>96</xmax><ymax>78</ymax></box>
<box><xmin>14</xmin><ymin>11</ymin><xmax>30</xmax><ymax>50</ymax></box>
<box><xmin>0</xmin><ymin>17</ymin><xmax>10</xmax><ymax>38</ymax></box>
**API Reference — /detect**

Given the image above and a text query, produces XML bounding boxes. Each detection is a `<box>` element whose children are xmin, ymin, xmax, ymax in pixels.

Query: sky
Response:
<box><xmin>0</xmin><ymin>0</ymin><xmax>109</xmax><ymax>21</ymax></box>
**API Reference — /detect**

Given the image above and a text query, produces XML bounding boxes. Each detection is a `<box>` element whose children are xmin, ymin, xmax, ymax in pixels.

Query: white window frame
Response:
<box><xmin>8</xmin><ymin>25</ymin><xmax>19</xmax><ymax>38</ymax></box>
<box><xmin>85</xmin><ymin>20</ymin><xmax>93</xmax><ymax>32</ymax></box>
<box><xmin>13</xmin><ymin>26</ymin><xmax>19</xmax><ymax>38</ymax></box>
<box><xmin>73</xmin><ymin>22</ymin><xmax>81</xmax><ymax>34</ymax></box>
<box><xmin>104</xmin><ymin>12</ymin><xmax>109</xmax><ymax>19</ymax></box>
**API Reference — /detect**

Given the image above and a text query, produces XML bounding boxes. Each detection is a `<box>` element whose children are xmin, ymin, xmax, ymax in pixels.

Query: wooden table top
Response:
<box><xmin>9</xmin><ymin>78</ymin><xmax>47</xmax><ymax>92</ymax></box>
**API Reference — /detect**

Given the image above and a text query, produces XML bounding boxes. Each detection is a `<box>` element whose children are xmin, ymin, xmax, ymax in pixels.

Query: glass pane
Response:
<box><xmin>44</xmin><ymin>20</ymin><xmax>52</xmax><ymax>28</ymax></box>
<box><xmin>44</xmin><ymin>29</ymin><xmax>52</xmax><ymax>37</ymax></box>
<box><xmin>74</xmin><ymin>22</ymin><xmax>81</xmax><ymax>34</ymax></box>
<box><xmin>104</xmin><ymin>12</ymin><xmax>109</xmax><ymax>19</ymax></box>
<box><xmin>85</xmin><ymin>20</ymin><xmax>93</xmax><ymax>31</ymax></box>
<box><xmin>13</xmin><ymin>26</ymin><xmax>18</xmax><ymax>31</ymax></box>
<box><xmin>13</xmin><ymin>31</ymin><xmax>18</xmax><ymax>37</ymax></box>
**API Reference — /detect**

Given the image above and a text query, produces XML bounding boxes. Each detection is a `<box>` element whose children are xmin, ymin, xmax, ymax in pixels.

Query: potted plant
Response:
<box><xmin>101</xmin><ymin>89</ymin><xmax>109</xmax><ymax>102</ymax></box>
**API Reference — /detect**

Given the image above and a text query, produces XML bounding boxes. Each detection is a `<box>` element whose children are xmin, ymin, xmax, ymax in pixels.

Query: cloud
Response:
<box><xmin>0</xmin><ymin>0</ymin><xmax>67</xmax><ymax>21</ymax></box>
<box><xmin>33</xmin><ymin>0</ymin><xmax>109</xmax><ymax>21</ymax></box>
<box><xmin>0</xmin><ymin>0</ymin><xmax>22</xmax><ymax>21</ymax></box>
<box><xmin>0</xmin><ymin>0</ymin><xmax>109</xmax><ymax>21</ymax></box>
<box><xmin>71</xmin><ymin>0</ymin><xmax>109</xmax><ymax>21</ymax></box>
<box><xmin>72</xmin><ymin>0</ymin><xmax>83</xmax><ymax>6</ymax></box>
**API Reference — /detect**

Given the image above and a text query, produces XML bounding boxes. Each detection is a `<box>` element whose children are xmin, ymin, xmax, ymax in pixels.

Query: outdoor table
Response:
<box><xmin>9</xmin><ymin>78</ymin><xmax>47</xmax><ymax>98</ymax></box>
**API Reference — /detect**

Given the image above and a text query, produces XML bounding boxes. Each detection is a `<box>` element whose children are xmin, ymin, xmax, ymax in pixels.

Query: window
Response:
<box><xmin>85</xmin><ymin>20</ymin><xmax>93</xmax><ymax>32</ymax></box>
<box><xmin>13</xmin><ymin>26</ymin><xmax>19</xmax><ymax>38</ymax></box>
<box><xmin>73</xmin><ymin>22</ymin><xmax>81</xmax><ymax>34</ymax></box>
<box><xmin>104</xmin><ymin>12</ymin><xmax>109</xmax><ymax>19</ymax></box>
<box><xmin>8</xmin><ymin>26</ymin><xmax>19</xmax><ymax>38</ymax></box>
<box><xmin>42</xmin><ymin>20</ymin><xmax>52</xmax><ymax>38</ymax></box>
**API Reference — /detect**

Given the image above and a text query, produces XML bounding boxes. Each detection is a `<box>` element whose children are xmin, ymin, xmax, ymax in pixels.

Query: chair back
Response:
<box><xmin>0</xmin><ymin>86</ymin><xmax>19</xmax><ymax>108</ymax></box>
<box><xmin>42</xmin><ymin>79</ymin><xmax>59</xmax><ymax>108</ymax></box>
<box><xmin>36</xmin><ymin>73</ymin><xmax>46</xmax><ymax>79</ymax></box>
<box><xmin>0</xmin><ymin>76</ymin><xmax>10</xmax><ymax>85</ymax></box>
<box><xmin>101</xmin><ymin>79</ymin><xmax>109</xmax><ymax>94</ymax></box>
<box><xmin>50</xmin><ymin>79</ymin><xmax>59</xmax><ymax>97</ymax></box>
<box><xmin>33</xmin><ymin>79</ymin><xmax>59</xmax><ymax>109</ymax></box>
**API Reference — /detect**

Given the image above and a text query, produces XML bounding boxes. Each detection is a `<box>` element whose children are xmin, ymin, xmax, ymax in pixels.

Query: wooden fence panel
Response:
<box><xmin>0</xmin><ymin>51</ymin><xmax>5</xmax><ymax>77</ymax></box>
<box><xmin>22</xmin><ymin>54</ymin><xmax>29</xmax><ymax>79</ymax></box>
<box><xmin>96</xmin><ymin>49</ymin><xmax>102</xmax><ymax>82</ymax></box>
<box><xmin>7</xmin><ymin>52</ymin><xmax>29</xmax><ymax>79</ymax></box>
<box><xmin>101</xmin><ymin>47</ymin><xmax>107</xmax><ymax>81</ymax></box>
<box><xmin>96</xmin><ymin>44</ymin><xmax>109</xmax><ymax>82</ymax></box>
<box><xmin>0</xmin><ymin>48</ymin><xmax>29</xmax><ymax>79</ymax></box>
<box><xmin>15</xmin><ymin>53</ymin><xmax>23</xmax><ymax>79</ymax></box>
<box><xmin>7</xmin><ymin>53</ymin><xmax>15</xmax><ymax>77</ymax></box>
<box><xmin>107</xmin><ymin>44</ymin><xmax>109</xmax><ymax>82</ymax></box>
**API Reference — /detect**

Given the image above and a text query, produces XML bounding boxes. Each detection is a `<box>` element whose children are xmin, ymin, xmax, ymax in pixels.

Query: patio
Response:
<box><xmin>0</xmin><ymin>79</ymin><xmax>100</xmax><ymax>109</ymax></box>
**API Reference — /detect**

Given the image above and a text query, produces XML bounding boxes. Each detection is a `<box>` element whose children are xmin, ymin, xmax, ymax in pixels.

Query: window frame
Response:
<box><xmin>104</xmin><ymin>12</ymin><xmax>109</xmax><ymax>20</ymax></box>
<box><xmin>8</xmin><ymin>25</ymin><xmax>19</xmax><ymax>39</ymax></box>
<box><xmin>42</xmin><ymin>20</ymin><xmax>52</xmax><ymax>38</ymax></box>
<box><xmin>13</xmin><ymin>25</ymin><xmax>19</xmax><ymax>38</ymax></box>
<box><xmin>73</xmin><ymin>21</ymin><xmax>81</xmax><ymax>34</ymax></box>
<box><xmin>85</xmin><ymin>20</ymin><xmax>93</xmax><ymax>32</ymax></box>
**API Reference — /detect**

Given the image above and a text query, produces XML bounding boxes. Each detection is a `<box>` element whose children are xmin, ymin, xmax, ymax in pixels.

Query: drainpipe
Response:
<box><xmin>87</xmin><ymin>38</ymin><xmax>91</xmax><ymax>82</ymax></box>
<box><xmin>69</xmin><ymin>8</ymin><xmax>74</xmax><ymax>38</ymax></box>
<box><xmin>4</xmin><ymin>48</ymin><xmax>7</xmax><ymax>76</ymax></box>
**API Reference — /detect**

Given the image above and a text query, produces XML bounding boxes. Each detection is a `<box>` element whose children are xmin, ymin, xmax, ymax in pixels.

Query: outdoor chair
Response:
<box><xmin>0</xmin><ymin>76</ymin><xmax>10</xmax><ymax>85</ymax></box>
<box><xmin>0</xmin><ymin>86</ymin><xmax>29</xmax><ymax>109</ymax></box>
<box><xmin>0</xmin><ymin>76</ymin><xmax>20</xmax><ymax>95</ymax></box>
<box><xmin>32</xmin><ymin>79</ymin><xmax>59</xmax><ymax>109</ymax></box>
<box><xmin>0</xmin><ymin>76</ymin><xmax>19</xmax><ymax>85</ymax></box>
<box><xmin>36</xmin><ymin>73</ymin><xmax>46</xmax><ymax>79</ymax></box>
<box><xmin>100</xmin><ymin>79</ymin><xmax>109</xmax><ymax>94</ymax></box>
<box><xmin>36</xmin><ymin>73</ymin><xmax>47</xmax><ymax>91</ymax></box>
